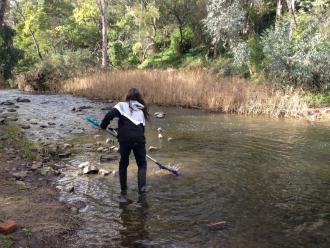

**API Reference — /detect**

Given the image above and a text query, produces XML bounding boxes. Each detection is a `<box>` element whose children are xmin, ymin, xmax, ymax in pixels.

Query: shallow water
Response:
<box><xmin>1</xmin><ymin>90</ymin><xmax>330</xmax><ymax>248</ymax></box>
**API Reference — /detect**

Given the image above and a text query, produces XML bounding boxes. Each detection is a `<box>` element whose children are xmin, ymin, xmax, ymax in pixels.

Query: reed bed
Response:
<box><xmin>61</xmin><ymin>69</ymin><xmax>308</xmax><ymax>118</ymax></box>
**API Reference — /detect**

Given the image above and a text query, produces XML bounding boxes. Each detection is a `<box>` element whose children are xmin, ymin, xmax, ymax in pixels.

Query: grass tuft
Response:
<box><xmin>4</xmin><ymin>125</ymin><xmax>41</xmax><ymax>160</ymax></box>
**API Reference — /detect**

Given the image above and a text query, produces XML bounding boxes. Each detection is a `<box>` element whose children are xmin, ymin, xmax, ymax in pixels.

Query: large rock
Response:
<box><xmin>100</xmin><ymin>154</ymin><xmax>119</xmax><ymax>163</ymax></box>
<box><xmin>7</xmin><ymin>108</ymin><xmax>17</xmax><ymax>113</ymax></box>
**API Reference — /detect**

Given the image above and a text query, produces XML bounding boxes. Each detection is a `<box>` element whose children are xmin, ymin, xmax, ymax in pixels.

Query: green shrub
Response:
<box><xmin>170</xmin><ymin>27</ymin><xmax>194</xmax><ymax>54</ymax></box>
<box><xmin>261</xmin><ymin>20</ymin><xmax>330</xmax><ymax>90</ymax></box>
<box><xmin>0</xmin><ymin>26</ymin><xmax>21</xmax><ymax>81</ymax></box>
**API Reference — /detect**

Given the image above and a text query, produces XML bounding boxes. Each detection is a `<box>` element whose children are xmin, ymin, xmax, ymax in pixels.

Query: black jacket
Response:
<box><xmin>100</xmin><ymin>108</ymin><xmax>145</xmax><ymax>143</ymax></box>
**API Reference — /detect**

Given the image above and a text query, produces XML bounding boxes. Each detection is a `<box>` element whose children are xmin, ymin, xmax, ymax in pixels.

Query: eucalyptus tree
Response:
<box><xmin>96</xmin><ymin>0</ymin><xmax>109</xmax><ymax>67</ymax></box>
<box><xmin>0</xmin><ymin>0</ymin><xmax>8</xmax><ymax>27</ymax></box>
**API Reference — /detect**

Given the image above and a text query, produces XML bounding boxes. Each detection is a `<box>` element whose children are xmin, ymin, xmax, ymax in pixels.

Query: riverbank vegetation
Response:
<box><xmin>0</xmin><ymin>0</ymin><xmax>329</xmax><ymax>107</ymax></box>
<box><xmin>62</xmin><ymin>69</ymin><xmax>308</xmax><ymax>118</ymax></box>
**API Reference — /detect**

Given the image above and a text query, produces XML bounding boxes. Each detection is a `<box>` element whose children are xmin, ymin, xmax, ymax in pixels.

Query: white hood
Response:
<box><xmin>114</xmin><ymin>101</ymin><xmax>145</xmax><ymax>126</ymax></box>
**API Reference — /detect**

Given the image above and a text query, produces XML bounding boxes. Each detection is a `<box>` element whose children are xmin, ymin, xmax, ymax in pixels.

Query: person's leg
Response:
<box><xmin>132</xmin><ymin>142</ymin><xmax>147</xmax><ymax>194</ymax></box>
<box><xmin>119</xmin><ymin>142</ymin><xmax>131</xmax><ymax>194</ymax></box>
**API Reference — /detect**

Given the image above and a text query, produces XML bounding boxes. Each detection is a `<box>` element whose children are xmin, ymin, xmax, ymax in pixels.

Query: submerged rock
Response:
<box><xmin>21</xmin><ymin>124</ymin><xmax>31</xmax><ymax>130</ymax></box>
<box><xmin>1</xmin><ymin>100</ymin><xmax>15</xmax><ymax>106</ymax></box>
<box><xmin>207</xmin><ymin>221</ymin><xmax>227</xmax><ymax>230</ymax></box>
<box><xmin>100</xmin><ymin>154</ymin><xmax>118</xmax><ymax>162</ymax></box>
<box><xmin>101</xmin><ymin>106</ymin><xmax>113</xmax><ymax>111</ymax></box>
<box><xmin>7</xmin><ymin>117</ymin><xmax>18</xmax><ymax>122</ymax></box>
<box><xmin>7</xmin><ymin>108</ymin><xmax>17</xmax><ymax>113</ymax></box>
<box><xmin>16</xmin><ymin>97</ymin><xmax>31</xmax><ymax>103</ymax></box>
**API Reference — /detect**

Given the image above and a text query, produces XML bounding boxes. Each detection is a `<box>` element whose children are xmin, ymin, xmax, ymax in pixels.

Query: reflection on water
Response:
<box><xmin>119</xmin><ymin>195</ymin><xmax>150</xmax><ymax>247</ymax></box>
<box><xmin>1</xmin><ymin>90</ymin><xmax>330</xmax><ymax>248</ymax></box>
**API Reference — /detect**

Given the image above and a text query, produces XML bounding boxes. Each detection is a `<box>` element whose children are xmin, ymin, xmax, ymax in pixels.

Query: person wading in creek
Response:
<box><xmin>100</xmin><ymin>88</ymin><xmax>150</xmax><ymax>195</ymax></box>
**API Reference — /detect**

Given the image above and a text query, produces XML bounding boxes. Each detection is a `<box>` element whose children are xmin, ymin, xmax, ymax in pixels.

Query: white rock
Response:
<box><xmin>83</xmin><ymin>165</ymin><xmax>99</xmax><ymax>174</ymax></box>
<box><xmin>78</xmin><ymin>161</ymin><xmax>90</xmax><ymax>168</ymax></box>
<box><xmin>99</xmin><ymin>169</ymin><xmax>110</xmax><ymax>176</ymax></box>
<box><xmin>167</xmin><ymin>137</ymin><xmax>173</xmax><ymax>141</ymax></box>
<box><xmin>113</xmin><ymin>147</ymin><xmax>119</xmax><ymax>152</ymax></box>
<box><xmin>105</xmin><ymin>138</ymin><xmax>112</xmax><ymax>144</ymax></box>
<box><xmin>97</xmin><ymin>147</ymin><xmax>104</xmax><ymax>152</ymax></box>
<box><xmin>63</xmin><ymin>143</ymin><xmax>72</xmax><ymax>149</ymax></box>
<box><xmin>157</xmin><ymin>127</ymin><xmax>163</xmax><ymax>132</ymax></box>
<box><xmin>158</xmin><ymin>133</ymin><xmax>163</xmax><ymax>139</ymax></box>
<box><xmin>148</xmin><ymin>146</ymin><xmax>159</xmax><ymax>152</ymax></box>
<box><xmin>154</xmin><ymin>112</ymin><xmax>166</xmax><ymax>119</ymax></box>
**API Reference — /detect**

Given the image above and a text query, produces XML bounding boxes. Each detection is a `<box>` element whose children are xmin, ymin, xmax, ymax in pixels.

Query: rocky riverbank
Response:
<box><xmin>0</xmin><ymin>123</ymin><xmax>80</xmax><ymax>247</ymax></box>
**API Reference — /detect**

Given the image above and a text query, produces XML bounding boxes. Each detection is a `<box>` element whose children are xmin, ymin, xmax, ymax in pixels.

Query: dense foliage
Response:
<box><xmin>0</xmin><ymin>0</ymin><xmax>329</xmax><ymax>93</ymax></box>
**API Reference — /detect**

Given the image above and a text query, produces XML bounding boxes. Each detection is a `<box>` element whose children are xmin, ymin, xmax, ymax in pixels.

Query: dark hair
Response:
<box><xmin>126</xmin><ymin>88</ymin><xmax>150</xmax><ymax>121</ymax></box>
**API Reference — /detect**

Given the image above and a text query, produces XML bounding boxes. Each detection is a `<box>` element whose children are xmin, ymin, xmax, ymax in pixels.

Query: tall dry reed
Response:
<box><xmin>61</xmin><ymin>69</ymin><xmax>308</xmax><ymax>118</ymax></box>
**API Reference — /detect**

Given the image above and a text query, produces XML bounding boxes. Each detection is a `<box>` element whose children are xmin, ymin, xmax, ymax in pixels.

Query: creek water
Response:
<box><xmin>1</xmin><ymin>90</ymin><xmax>330</xmax><ymax>248</ymax></box>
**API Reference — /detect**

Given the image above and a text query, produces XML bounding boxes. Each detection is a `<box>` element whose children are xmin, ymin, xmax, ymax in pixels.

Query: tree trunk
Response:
<box><xmin>15</xmin><ymin>1</ymin><xmax>43</xmax><ymax>60</ymax></box>
<box><xmin>286</xmin><ymin>0</ymin><xmax>296</xmax><ymax>39</ymax></box>
<box><xmin>276</xmin><ymin>0</ymin><xmax>282</xmax><ymax>18</ymax></box>
<box><xmin>97</xmin><ymin>0</ymin><xmax>109</xmax><ymax>68</ymax></box>
<box><xmin>0</xmin><ymin>0</ymin><xmax>8</xmax><ymax>27</ymax></box>
<box><xmin>28</xmin><ymin>26</ymin><xmax>43</xmax><ymax>60</ymax></box>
